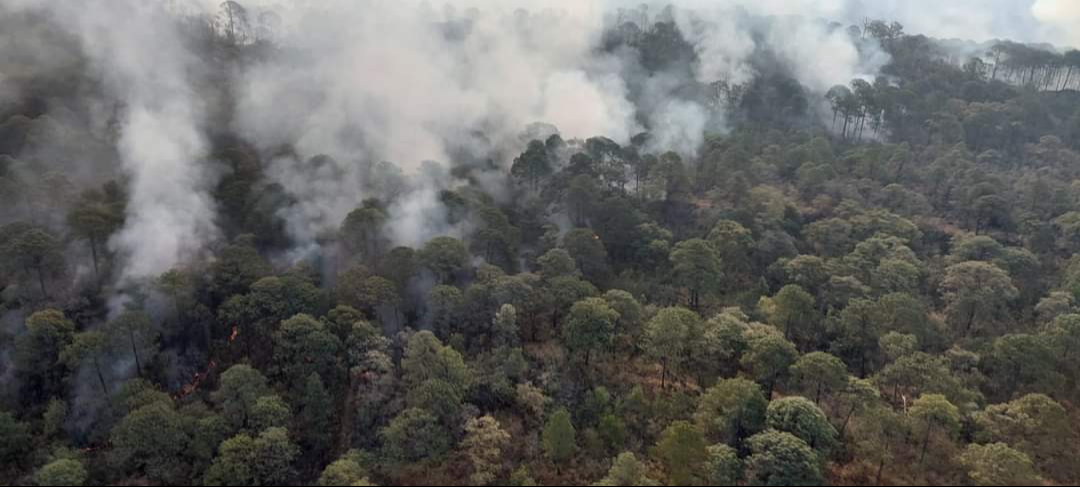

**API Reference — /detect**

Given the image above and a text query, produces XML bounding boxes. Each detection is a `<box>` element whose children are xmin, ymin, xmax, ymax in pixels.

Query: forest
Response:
<box><xmin>3</xmin><ymin>1</ymin><xmax>1080</xmax><ymax>486</ymax></box>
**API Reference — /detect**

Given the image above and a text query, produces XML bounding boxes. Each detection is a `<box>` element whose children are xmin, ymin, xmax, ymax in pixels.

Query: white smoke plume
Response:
<box><xmin>233</xmin><ymin>1</ymin><xmax>638</xmax><ymax>249</ymax></box>
<box><xmin>10</xmin><ymin>0</ymin><xmax>1071</xmax><ymax>270</ymax></box>
<box><xmin>3</xmin><ymin>0</ymin><xmax>220</xmax><ymax>282</ymax></box>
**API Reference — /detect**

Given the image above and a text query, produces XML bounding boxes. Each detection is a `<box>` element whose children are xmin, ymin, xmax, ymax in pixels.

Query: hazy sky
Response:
<box><xmin>186</xmin><ymin>0</ymin><xmax>1077</xmax><ymax>47</ymax></box>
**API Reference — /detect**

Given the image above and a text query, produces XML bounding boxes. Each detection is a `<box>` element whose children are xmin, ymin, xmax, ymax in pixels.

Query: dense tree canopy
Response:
<box><xmin>5</xmin><ymin>3</ymin><xmax>1080</xmax><ymax>486</ymax></box>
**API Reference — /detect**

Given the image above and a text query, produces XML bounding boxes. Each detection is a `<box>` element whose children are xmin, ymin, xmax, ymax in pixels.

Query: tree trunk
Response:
<box><xmin>875</xmin><ymin>458</ymin><xmax>886</xmax><ymax>486</ymax></box>
<box><xmin>919</xmin><ymin>422</ymin><xmax>933</xmax><ymax>464</ymax></box>
<box><xmin>93</xmin><ymin>357</ymin><xmax>109</xmax><ymax>397</ymax></box>
<box><xmin>36</xmin><ymin>267</ymin><xmax>47</xmax><ymax>298</ymax></box>
<box><xmin>660</xmin><ymin>358</ymin><xmax>668</xmax><ymax>390</ymax></box>
<box><xmin>90</xmin><ymin>238</ymin><xmax>100</xmax><ymax>281</ymax></box>
<box><xmin>964</xmin><ymin>304</ymin><xmax>978</xmax><ymax>337</ymax></box>
<box><xmin>130</xmin><ymin>329</ymin><xmax>142</xmax><ymax>377</ymax></box>
<box><xmin>839</xmin><ymin>402</ymin><xmax>858</xmax><ymax>437</ymax></box>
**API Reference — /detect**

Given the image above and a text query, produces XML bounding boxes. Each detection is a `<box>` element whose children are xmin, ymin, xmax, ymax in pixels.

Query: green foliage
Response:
<box><xmin>0</xmin><ymin>412</ymin><xmax>31</xmax><ymax>467</ymax></box>
<box><xmin>704</xmin><ymin>443</ymin><xmax>742</xmax><ymax>486</ymax></box>
<box><xmin>670</xmin><ymin>238</ymin><xmax>722</xmax><ymax>309</ymax></box>
<box><xmin>204</xmin><ymin>427</ymin><xmax>299</xmax><ymax>486</ymax></box>
<box><xmin>380</xmin><ymin>408</ymin><xmax>450</xmax><ymax>463</ymax></box>
<box><xmin>765</xmin><ymin>397</ymin><xmax>838</xmax><ymax>454</ymax></box>
<box><xmin>35</xmin><ymin>458</ymin><xmax>87</xmax><ymax>486</ymax></box>
<box><xmin>213</xmin><ymin>364</ymin><xmax>271</xmax><ymax>431</ymax></box>
<box><xmin>653</xmin><ymin>421</ymin><xmax>708</xmax><ymax>486</ymax></box>
<box><xmin>790</xmin><ymin>351</ymin><xmax>848</xmax><ymax>404</ymax></box>
<box><xmin>695</xmin><ymin>378</ymin><xmax>768</xmax><ymax>445</ymax></box>
<box><xmin>249</xmin><ymin>395</ymin><xmax>290</xmax><ymax>432</ymax></box>
<box><xmin>401</xmin><ymin>331</ymin><xmax>471</xmax><ymax>393</ymax></box>
<box><xmin>958</xmin><ymin>443</ymin><xmax>1041</xmax><ymax>486</ymax></box>
<box><xmin>643</xmin><ymin>307</ymin><xmax>701</xmax><ymax>387</ymax></box>
<box><xmin>745</xmin><ymin>430</ymin><xmax>824</xmax><ymax>487</ymax></box>
<box><xmin>111</xmin><ymin>401</ymin><xmax>191</xmax><ymax>484</ymax></box>
<box><xmin>563</xmin><ymin>297</ymin><xmax>620</xmax><ymax>366</ymax></box>
<box><xmin>318</xmin><ymin>457</ymin><xmax>369</xmax><ymax>486</ymax></box>
<box><xmin>741</xmin><ymin>326</ymin><xmax>799</xmax><ymax>396</ymax></box>
<box><xmin>543</xmin><ymin>408</ymin><xmax>577</xmax><ymax>467</ymax></box>
<box><xmin>272</xmin><ymin>314</ymin><xmax>342</xmax><ymax>393</ymax></box>
<box><xmin>419</xmin><ymin>236</ymin><xmax>469</xmax><ymax>283</ymax></box>
<box><xmin>596</xmin><ymin>452</ymin><xmax>659</xmax><ymax>486</ymax></box>
<box><xmin>11</xmin><ymin>11</ymin><xmax>1080</xmax><ymax>487</ymax></box>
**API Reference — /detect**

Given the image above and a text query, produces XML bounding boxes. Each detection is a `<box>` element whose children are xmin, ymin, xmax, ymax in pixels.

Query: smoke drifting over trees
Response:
<box><xmin>5</xmin><ymin>0</ymin><xmax>1080</xmax><ymax>486</ymax></box>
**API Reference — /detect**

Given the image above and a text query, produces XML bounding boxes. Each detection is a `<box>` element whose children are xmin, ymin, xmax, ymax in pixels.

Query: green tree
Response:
<box><xmin>827</xmin><ymin>298</ymin><xmax>883</xmax><ymax>377</ymax></box>
<box><xmin>111</xmin><ymin>401</ymin><xmax>191</xmax><ymax>484</ymax></box>
<box><xmin>984</xmin><ymin>334</ymin><xmax>1065</xmax><ymax>400</ymax></box>
<box><xmin>654</xmin><ymin>421</ymin><xmax>708</xmax><ymax>486</ymax></box>
<box><xmin>596</xmin><ymin>452</ymin><xmax>659</xmax><ymax>486</ymax></box>
<box><xmin>61</xmin><ymin>331</ymin><xmax>112</xmax><ymax>397</ymax></box>
<box><xmin>401</xmin><ymin>331</ymin><xmax>470</xmax><ymax>393</ymax></box>
<box><xmin>380</xmin><ymin>408</ymin><xmax>450</xmax><ymax>463</ymax></box>
<box><xmin>428</xmin><ymin>285</ymin><xmax>464</xmax><ymax>339</ymax></box>
<box><xmin>958</xmin><ymin>443</ymin><xmax>1041</xmax><ymax>486</ymax></box>
<box><xmin>67</xmin><ymin>188</ymin><xmax>123</xmax><ymax>280</ymax></box>
<box><xmin>695</xmin><ymin>378</ymin><xmax>768</xmax><ymax>445</ymax></box>
<box><xmin>975</xmin><ymin>394</ymin><xmax>1073</xmax><ymax>480</ymax></box>
<box><xmin>564</xmin><ymin>297</ymin><xmax>620</xmax><ymax>367</ymax></box>
<box><xmin>250</xmin><ymin>395</ymin><xmax>290</xmax><ymax>432</ymax></box>
<box><xmin>251</xmin><ymin>427</ymin><xmax>299</xmax><ymax>485</ymax></box>
<box><xmin>744</xmin><ymin>430</ymin><xmax>824</xmax><ymax>487</ymax></box>
<box><xmin>564</xmin><ymin>228</ymin><xmax>611</xmax><ymax>285</ymax></box>
<box><xmin>765</xmin><ymin>397</ymin><xmax>838</xmax><ymax>454</ymax></box>
<box><xmin>537</xmin><ymin>248</ymin><xmax>579</xmax><ymax>279</ymax></box>
<box><xmin>709</xmin><ymin>219</ymin><xmax>755</xmax><ymax>283</ymax></box>
<box><xmin>318</xmin><ymin>455</ymin><xmax>370</xmax><ymax>486</ymax></box>
<box><xmin>42</xmin><ymin>398</ymin><xmax>68</xmax><ymax>439</ymax></box>
<box><xmin>740</xmin><ymin>327</ymin><xmax>798</xmax><ymax>397</ymax></box>
<box><xmin>940</xmin><ymin>261</ymin><xmax>1018</xmax><ymax>337</ymax></box>
<box><xmin>790</xmin><ymin>352</ymin><xmax>848</xmax><ymax>405</ymax></box>
<box><xmin>205</xmin><ymin>427</ymin><xmax>299</xmax><ymax>486</ymax></box>
<box><xmin>704</xmin><ymin>444</ymin><xmax>742</xmax><ymax>486</ymax></box>
<box><xmin>296</xmin><ymin>373</ymin><xmax>335</xmax><ymax>460</ymax></box>
<box><xmin>35</xmin><ymin>458</ymin><xmax>87</xmax><ymax>486</ymax></box>
<box><xmin>209</xmin><ymin>239</ymin><xmax>272</xmax><ymax>300</ymax></box>
<box><xmin>603</xmin><ymin>289</ymin><xmax>644</xmax><ymax>338</ymax></box>
<box><xmin>759</xmin><ymin>285</ymin><xmax>818</xmax><ymax>350</ymax></box>
<box><xmin>419</xmin><ymin>236</ymin><xmax>469</xmax><ymax>284</ymax></box>
<box><xmin>543</xmin><ymin>408</ymin><xmax>577</xmax><ymax>471</ymax></box>
<box><xmin>4</xmin><ymin>228</ymin><xmax>63</xmax><ymax>297</ymax></box>
<box><xmin>670</xmin><ymin>239</ymin><xmax>722</xmax><ymax>310</ymax></box>
<box><xmin>273</xmin><ymin>313</ymin><xmax>343</xmax><ymax>391</ymax></box>
<box><xmin>0</xmin><ymin>412</ymin><xmax>31</xmax><ymax>468</ymax></box>
<box><xmin>107</xmin><ymin>310</ymin><xmax>158</xmax><ymax>378</ymax></box>
<box><xmin>909</xmin><ymin>394</ymin><xmax>961</xmax><ymax>464</ymax></box>
<box><xmin>16</xmin><ymin>310</ymin><xmax>75</xmax><ymax>408</ymax></box>
<box><xmin>512</xmin><ymin>139</ymin><xmax>554</xmax><ymax>191</ymax></box>
<box><xmin>642</xmin><ymin>307</ymin><xmax>701</xmax><ymax>388</ymax></box>
<box><xmin>212</xmin><ymin>364</ymin><xmax>271</xmax><ymax>431</ymax></box>
<box><xmin>340</xmin><ymin>201</ymin><xmax>387</xmax><ymax>263</ymax></box>
<box><xmin>851</xmin><ymin>406</ymin><xmax>908</xmax><ymax>485</ymax></box>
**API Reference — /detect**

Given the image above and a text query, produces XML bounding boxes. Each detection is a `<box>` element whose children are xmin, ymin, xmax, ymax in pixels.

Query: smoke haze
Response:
<box><xmin>2</xmin><ymin>0</ymin><xmax>1075</xmax><ymax>278</ymax></box>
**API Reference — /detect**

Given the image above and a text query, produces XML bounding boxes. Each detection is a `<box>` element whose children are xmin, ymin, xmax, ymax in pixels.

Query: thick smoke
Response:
<box><xmin>229</xmin><ymin>0</ymin><xmax>894</xmax><ymax>253</ymax></box>
<box><xmin>4</xmin><ymin>0</ymin><xmax>219</xmax><ymax>283</ymax></box>
<box><xmin>6</xmin><ymin>0</ymin><xmax>1074</xmax><ymax>276</ymax></box>
<box><xmin>234</xmin><ymin>1</ymin><xmax>638</xmax><ymax>250</ymax></box>
<box><xmin>1031</xmin><ymin>0</ymin><xmax>1080</xmax><ymax>48</ymax></box>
